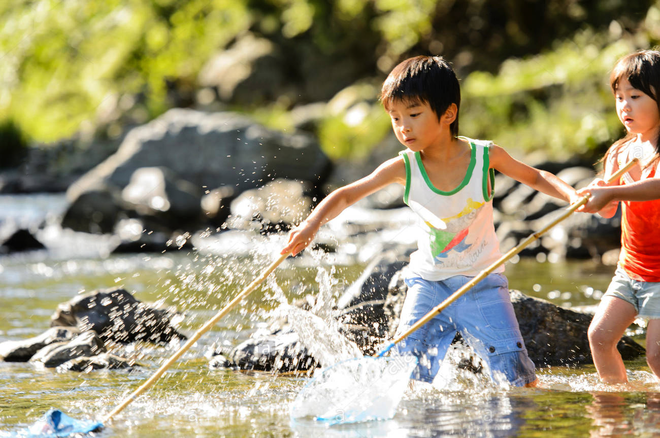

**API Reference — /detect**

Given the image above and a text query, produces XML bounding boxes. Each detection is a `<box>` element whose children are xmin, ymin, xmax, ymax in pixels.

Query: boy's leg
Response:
<box><xmin>452</xmin><ymin>273</ymin><xmax>537</xmax><ymax>387</ymax></box>
<box><xmin>393</xmin><ymin>277</ymin><xmax>456</xmax><ymax>383</ymax></box>
<box><xmin>645</xmin><ymin>319</ymin><xmax>660</xmax><ymax>378</ymax></box>
<box><xmin>588</xmin><ymin>298</ymin><xmax>637</xmax><ymax>384</ymax></box>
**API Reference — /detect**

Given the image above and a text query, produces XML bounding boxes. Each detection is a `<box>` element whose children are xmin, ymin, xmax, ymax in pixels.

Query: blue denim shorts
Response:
<box><xmin>393</xmin><ymin>274</ymin><xmax>536</xmax><ymax>387</ymax></box>
<box><xmin>604</xmin><ymin>267</ymin><xmax>660</xmax><ymax>318</ymax></box>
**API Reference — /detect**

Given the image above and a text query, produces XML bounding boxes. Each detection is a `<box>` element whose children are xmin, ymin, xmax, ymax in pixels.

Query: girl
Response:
<box><xmin>578</xmin><ymin>50</ymin><xmax>660</xmax><ymax>384</ymax></box>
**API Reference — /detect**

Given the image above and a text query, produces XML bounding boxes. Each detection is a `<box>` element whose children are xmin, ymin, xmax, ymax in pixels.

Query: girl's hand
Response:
<box><xmin>280</xmin><ymin>221</ymin><xmax>317</xmax><ymax>256</ymax></box>
<box><xmin>576</xmin><ymin>182</ymin><xmax>615</xmax><ymax>213</ymax></box>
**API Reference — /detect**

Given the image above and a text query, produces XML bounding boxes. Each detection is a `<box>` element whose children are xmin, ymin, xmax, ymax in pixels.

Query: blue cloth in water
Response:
<box><xmin>3</xmin><ymin>409</ymin><xmax>103</xmax><ymax>437</ymax></box>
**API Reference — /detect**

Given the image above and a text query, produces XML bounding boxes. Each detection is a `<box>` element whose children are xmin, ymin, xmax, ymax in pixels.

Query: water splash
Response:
<box><xmin>286</xmin><ymin>305</ymin><xmax>362</xmax><ymax>367</ymax></box>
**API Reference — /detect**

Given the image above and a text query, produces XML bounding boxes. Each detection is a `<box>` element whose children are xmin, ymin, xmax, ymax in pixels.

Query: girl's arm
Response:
<box><xmin>489</xmin><ymin>145</ymin><xmax>579</xmax><ymax>204</ymax></box>
<box><xmin>576</xmin><ymin>153</ymin><xmax>621</xmax><ymax>218</ymax></box>
<box><xmin>578</xmin><ymin>176</ymin><xmax>660</xmax><ymax>215</ymax></box>
<box><xmin>281</xmin><ymin>156</ymin><xmax>406</xmax><ymax>255</ymax></box>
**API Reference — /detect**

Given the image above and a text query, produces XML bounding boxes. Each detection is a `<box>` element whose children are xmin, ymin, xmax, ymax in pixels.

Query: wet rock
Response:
<box><xmin>208</xmin><ymin>353</ymin><xmax>232</xmax><ymax>369</ymax></box>
<box><xmin>208</xmin><ymin>255</ymin><xmax>646</xmax><ymax>374</ymax></box>
<box><xmin>522</xmin><ymin>167</ymin><xmax>596</xmax><ymax>221</ymax></box>
<box><xmin>0</xmin><ymin>228</ymin><xmax>46</xmax><ymax>253</ymax></box>
<box><xmin>380</xmin><ymin>264</ymin><xmax>645</xmax><ymax>367</ymax></box>
<box><xmin>61</xmin><ymin>190</ymin><xmax>121</xmax><ymax>234</ymax></box>
<box><xmin>50</xmin><ymin>288</ymin><xmax>186</xmax><ymax>345</ymax></box>
<box><xmin>335</xmin><ymin>251</ymin><xmax>408</xmax><ymax>354</ymax></box>
<box><xmin>58</xmin><ymin>352</ymin><xmax>134</xmax><ymax>372</ymax></box>
<box><xmin>511</xmin><ymin>290</ymin><xmax>645</xmax><ymax>366</ymax></box>
<box><xmin>226</xmin><ymin>330</ymin><xmax>317</xmax><ymax>373</ymax></box>
<box><xmin>0</xmin><ymin>327</ymin><xmax>79</xmax><ymax>362</ymax></box>
<box><xmin>30</xmin><ymin>331</ymin><xmax>106</xmax><ymax>368</ymax></box>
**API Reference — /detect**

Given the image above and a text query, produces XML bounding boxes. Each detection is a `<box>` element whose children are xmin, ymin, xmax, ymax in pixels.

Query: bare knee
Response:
<box><xmin>647</xmin><ymin>344</ymin><xmax>660</xmax><ymax>371</ymax></box>
<box><xmin>588</xmin><ymin>324</ymin><xmax>619</xmax><ymax>352</ymax></box>
<box><xmin>647</xmin><ymin>355</ymin><xmax>660</xmax><ymax>371</ymax></box>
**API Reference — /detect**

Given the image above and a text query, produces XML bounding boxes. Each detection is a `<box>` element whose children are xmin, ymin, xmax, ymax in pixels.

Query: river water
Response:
<box><xmin>1</xmin><ymin>194</ymin><xmax>659</xmax><ymax>437</ymax></box>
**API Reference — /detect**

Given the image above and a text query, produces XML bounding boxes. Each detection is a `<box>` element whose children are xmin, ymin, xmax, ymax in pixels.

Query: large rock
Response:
<box><xmin>120</xmin><ymin>167</ymin><xmax>202</xmax><ymax>224</ymax></box>
<box><xmin>511</xmin><ymin>290</ymin><xmax>644</xmax><ymax>366</ymax></box>
<box><xmin>30</xmin><ymin>331</ymin><xmax>106</xmax><ymax>368</ymax></box>
<box><xmin>0</xmin><ymin>229</ymin><xmax>46</xmax><ymax>254</ymax></box>
<box><xmin>58</xmin><ymin>352</ymin><xmax>134</xmax><ymax>372</ymax></box>
<box><xmin>335</xmin><ymin>251</ymin><xmax>408</xmax><ymax>354</ymax></box>
<box><xmin>212</xmin><ymin>258</ymin><xmax>646</xmax><ymax>373</ymax></box>
<box><xmin>50</xmin><ymin>288</ymin><xmax>185</xmax><ymax>345</ymax></box>
<box><xmin>0</xmin><ymin>327</ymin><xmax>79</xmax><ymax>362</ymax></box>
<box><xmin>62</xmin><ymin>109</ymin><xmax>332</xmax><ymax>233</ymax></box>
<box><xmin>220</xmin><ymin>330</ymin><xmax>317</xmax><ymax>373</ymax></box>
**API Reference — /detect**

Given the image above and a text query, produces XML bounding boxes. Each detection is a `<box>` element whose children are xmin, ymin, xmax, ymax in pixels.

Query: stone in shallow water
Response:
<box><xmin>58</xmin><ymin>352</ymin><xmax>134</xmax><ymax>372</ymax></box>
<box><xmin>0</xmin><ymin>327</ymin><xmax>79</xmax><ymax>362</ymax></box>
<box><xmin>30</xmin><ymin>331</ymin><xmax>106</xmax><ymax>368</ymax></box>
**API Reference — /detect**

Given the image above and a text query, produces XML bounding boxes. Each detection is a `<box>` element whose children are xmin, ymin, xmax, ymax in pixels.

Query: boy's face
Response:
<box><xmin>387</xmin><ymin>99</ymin><xmax>444</xmax><ymax>151</ymax></box>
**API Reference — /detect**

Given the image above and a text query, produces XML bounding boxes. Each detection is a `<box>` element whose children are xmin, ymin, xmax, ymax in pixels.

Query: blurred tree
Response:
<box><xmin>0</xmin><ymin>119</ymin><xmax>27</xmax><ymax>168</ymax></box>
<box><xmin>0</xmin><ymin>0</ymin><xmax>657</xmax><ymax>160</ymax></box>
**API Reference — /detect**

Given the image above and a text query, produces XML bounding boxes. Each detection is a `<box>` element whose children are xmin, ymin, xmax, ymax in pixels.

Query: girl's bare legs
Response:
<box><xmin>588</xmin><ymin>296</ymin><xmax>637</xmax><ymax>384</ymax></box>
<box><xmin>645</xmin><ymin>319</ymin><xmax>660</xmax><ymax>378</ymax></box>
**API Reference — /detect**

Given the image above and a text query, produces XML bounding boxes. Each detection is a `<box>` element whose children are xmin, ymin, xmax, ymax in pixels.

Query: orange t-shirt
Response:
<box><xmin>618</xmin><ymin>164</ymin><xmax>660</xmax><ymax>282</ymax></box>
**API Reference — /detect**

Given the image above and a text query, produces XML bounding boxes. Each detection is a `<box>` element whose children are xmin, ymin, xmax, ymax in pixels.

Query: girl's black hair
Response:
<box><xmin>606</xmin><ymin>50</ymin><xmax>660</xmax><ymax>170</ymax></box>
<box><xmin>380</xmin><ymin>56</ymin><xmax>461</xmax><ymax>137</ymax></box>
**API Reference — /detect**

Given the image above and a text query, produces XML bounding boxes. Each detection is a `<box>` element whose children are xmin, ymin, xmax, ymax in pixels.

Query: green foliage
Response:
<box><xmin>1</xmin><ymin>0</ymin><xmax>658</xmax><ymax>163</ymax></box>
<box><xmin>460</xmin><ymin>32</ymin><xmax>639</xmax><ymax>158</ymax></box>
<box><xmin>317</xmin><ymin>107</ymin><xmax>391</xmax><ymax>160</ymax></box>
<box><xmin>0</xmin><ymin>0</ymin><xmax>252</xmax><ymax>142</ymax></box>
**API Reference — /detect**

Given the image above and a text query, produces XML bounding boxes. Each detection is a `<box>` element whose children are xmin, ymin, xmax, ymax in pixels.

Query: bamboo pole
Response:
<box><xmin>103</xmin><ymin>252</ymin><xmax>290</xmax><ymax>424</ymax></box>
<box><xmin>386</xmin><ymin>158</ymin><xmax>639</xmax><ymax>351</ymax></box>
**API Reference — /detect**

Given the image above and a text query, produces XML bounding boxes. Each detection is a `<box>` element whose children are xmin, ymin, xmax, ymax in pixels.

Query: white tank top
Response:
<box><xmin>401</xmin><ymin>138</ymin><xmax>503</xmax><ymax>281</ymax></box>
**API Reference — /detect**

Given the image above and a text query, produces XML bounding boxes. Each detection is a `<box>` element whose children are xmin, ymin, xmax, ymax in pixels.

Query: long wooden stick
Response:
<box><xmin>102</xmin><ymin>252</ymin><xmax>290</xmax><ymax>424</ymax></box>
<box><xmin>381</xmin><ymin>158</ymin><xmax>639</xmax><ymax>354</ymax></box>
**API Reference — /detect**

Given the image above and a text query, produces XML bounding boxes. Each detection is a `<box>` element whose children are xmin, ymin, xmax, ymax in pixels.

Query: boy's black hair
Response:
<box><xmin>380</xmin><ymin>56</ymin><xmax>461</xmax><ymax>137</ymax></box>
<box><xmin>606</xmin><ymin>49</ymin><xmax>660</xmax><ymax>169</ymax></box>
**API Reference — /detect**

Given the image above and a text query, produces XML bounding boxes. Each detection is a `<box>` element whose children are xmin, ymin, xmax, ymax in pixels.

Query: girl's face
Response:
<box><xmin>615</xmin><ymin>78</ymin><xmax>660</xmax><ymax>141</ymax></box>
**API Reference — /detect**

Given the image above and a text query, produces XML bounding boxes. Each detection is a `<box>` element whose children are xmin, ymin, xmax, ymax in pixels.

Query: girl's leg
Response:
<box><xmin>588</xmin><ymin>296</ymin><xmax>637</xmax><ymax>384</ymax></box>
<box><xmin>644</xmin><ymin>319</ymin><xmax>660</xmax><ymax>378</ymax></box>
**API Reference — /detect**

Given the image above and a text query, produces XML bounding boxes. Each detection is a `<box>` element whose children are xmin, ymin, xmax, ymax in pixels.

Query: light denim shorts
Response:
<box><xmin>393</xmin><ymin>273</ymin><xmax>536</xmax><ymax>387</ymax></box>
<box><xmin>604</xmin><ymin>267</ymin><xmax>660</xmax><ymax>318</ymax></box>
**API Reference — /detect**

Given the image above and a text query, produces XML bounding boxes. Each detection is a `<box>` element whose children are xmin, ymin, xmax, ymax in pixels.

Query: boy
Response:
<box><xmin>282</xmin><ymin>56</ymin><xmax>578</xmax><ymax>387</ymax></box>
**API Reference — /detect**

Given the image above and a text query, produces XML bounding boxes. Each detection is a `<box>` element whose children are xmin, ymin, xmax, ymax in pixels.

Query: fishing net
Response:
<box><xmin>3</xmin><ymin>409</ymin><xmax>103</xmax><ymax>438</ymax></box>
<box><xmin>290</xmin><ymin>355</ymin><xmax>417</xmax><ymax>425</ymax></box>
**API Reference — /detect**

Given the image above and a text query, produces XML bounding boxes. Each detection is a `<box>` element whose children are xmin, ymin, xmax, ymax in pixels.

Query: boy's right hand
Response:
<box><xmin>280</xmin><ymin>221</ymin><xmax>317</xmax><ymax>256</ymax></box>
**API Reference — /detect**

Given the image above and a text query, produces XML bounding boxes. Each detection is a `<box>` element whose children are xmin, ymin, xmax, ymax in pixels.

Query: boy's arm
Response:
<box><xmin>281</xmin><ymin>156</ymin><xmax>406</xmax><ymax>256</ymax></box>
<box><xmin>489</xmin><ymin>145</ymin><xmax>578</xmax><ymax>204</ymax></box>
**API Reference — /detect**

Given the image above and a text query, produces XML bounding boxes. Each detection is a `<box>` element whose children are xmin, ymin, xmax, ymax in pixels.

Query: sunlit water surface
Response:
<box><xmin>1</xmin><ymin>194</ymin><xmax>659</xmax><ymax>437</ymax></box>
